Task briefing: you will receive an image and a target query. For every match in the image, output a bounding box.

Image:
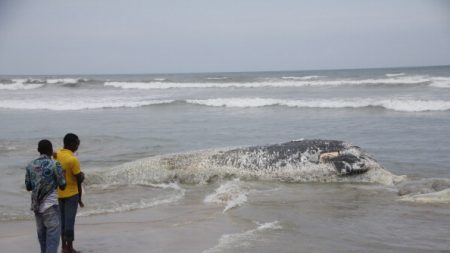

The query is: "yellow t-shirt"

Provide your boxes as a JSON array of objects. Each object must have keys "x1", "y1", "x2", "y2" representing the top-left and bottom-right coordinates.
[{"x1": 56, "y1": 148, "x2": 81, "y2": 198}]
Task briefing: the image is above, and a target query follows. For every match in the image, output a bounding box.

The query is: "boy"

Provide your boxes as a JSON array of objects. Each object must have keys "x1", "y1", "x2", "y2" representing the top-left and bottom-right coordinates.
[
  {"x1": 56, "y1": 133, "x2": 84, "y2": 253},
  {"x1": 26, "y1": 140, "x2": 66, "y2": 253}
]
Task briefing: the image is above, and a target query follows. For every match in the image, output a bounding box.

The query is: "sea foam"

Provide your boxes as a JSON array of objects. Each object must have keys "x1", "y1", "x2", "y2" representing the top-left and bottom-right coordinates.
[
  {"x1": 2, "y1": 96, "x2": 448, "y2": 112},
  {"x1": 103, "y1": 75, "x2": 442, "y2": 89},
  {"x1": 399, "y1": 189, "x2": 450, "y2": 204},
  {"x1": 0, "y1": 77, "x2": 85, "y2": 90},
  {"x1": 281, "y1": 75, "x2": 325, "y2": 80},
  {"x1": 202, "y1": 221, "x2": 282, "y2": 253},
  {"x1": 428, "y1": 77, "x2": 450, "y2": 88},
  {"x1": 386, "y1": 73, "x2": 405, "y2": 77},
  {"x1": 0, "y1": 99, "x2": 174, "y2": 110},
  {"x1": 78, "y1": 183, "x2": 185, "y2": 216},
  {"x1": 186, "y1": 98, "x2": 450, "y2": 112},
  {"x1": 46, "y1": 78, "x2": 82, "y2": 84},
  {"x1": 0, "y1": 79, "x2": 45, "y2": 90},
  {"x1": 397, "y1": 178, "x2": 450, "y2": 204},
  {"x1": 204, "y1": 179, "x2": 248, "y2": 213}
]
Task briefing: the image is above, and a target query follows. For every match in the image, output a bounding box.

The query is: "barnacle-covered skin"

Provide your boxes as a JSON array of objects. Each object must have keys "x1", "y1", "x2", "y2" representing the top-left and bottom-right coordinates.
[{"x1": 211, "y1": 140, "x2": 373, "y2": 176}]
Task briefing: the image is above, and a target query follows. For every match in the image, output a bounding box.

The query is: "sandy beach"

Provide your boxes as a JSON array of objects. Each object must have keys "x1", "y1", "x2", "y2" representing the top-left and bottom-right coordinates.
[
  {"x1": 0, "y1": 201, "x2": 238, "y2": 253},
  {"x1": 2, "y1": 181, "x2": 450, "y2": 253}
]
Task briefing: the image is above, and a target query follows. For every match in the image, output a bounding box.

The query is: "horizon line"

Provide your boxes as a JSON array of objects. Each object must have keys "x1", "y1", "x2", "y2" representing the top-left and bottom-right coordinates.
[{"x1": 1, "y1": 64, "x2": 449, "y2": 77}]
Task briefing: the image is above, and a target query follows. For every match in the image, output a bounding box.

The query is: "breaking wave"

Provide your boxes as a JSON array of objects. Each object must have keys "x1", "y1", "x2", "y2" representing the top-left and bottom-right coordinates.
[
  {"x1": 46, "y1": 78, "x2": 82, "y2": 84},
  {"x1": 186, "y1": 98, "x2": 450, "y2": 112},
  {"x1": 428, "y1": 77, "x2": 450, "y2": 88},
  {"x1": 0, "y1": 79, "x2": 45, "y2": 90},
  {"x1": 0, "y1": 99, "x2": 174, "y2": 110},
  {"x1": 103, "y1": 75, "x2": 450, "y2": 89},
  {"x1": 205, "y1": 77, "x2": 230, "y2": 80},
  {"x1": 386, "y1": 73, "x2": 405, "y2": 77},
  {"x1": 2, "y1": 75, "x2": 449, "y2": 90},
  {"x1": 2, "y1": 97, "x2": 449, "y2": 112},
  {"x1": 281, "y1": 75, "x2": 325, "y2": 80},
  {"x1": 0, "y1": 78, "x2": 90, "y2": 90}
]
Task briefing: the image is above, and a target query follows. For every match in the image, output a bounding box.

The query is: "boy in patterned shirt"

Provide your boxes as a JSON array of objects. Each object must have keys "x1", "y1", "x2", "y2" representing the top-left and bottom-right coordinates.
[{"x1": 26, "y1": 139, "x2": 66, "y2": 253}]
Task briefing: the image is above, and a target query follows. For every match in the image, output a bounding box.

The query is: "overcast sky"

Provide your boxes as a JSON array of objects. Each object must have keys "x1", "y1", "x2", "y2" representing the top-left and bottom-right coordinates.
[{"x1": 0, "y1": 0, "x2": 449, "y2": 75}]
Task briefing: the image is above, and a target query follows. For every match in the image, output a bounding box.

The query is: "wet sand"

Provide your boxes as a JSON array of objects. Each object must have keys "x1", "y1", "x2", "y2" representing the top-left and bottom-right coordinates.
[{"x1": 0, "y1": 203, "x2": 236, "y2": 253}]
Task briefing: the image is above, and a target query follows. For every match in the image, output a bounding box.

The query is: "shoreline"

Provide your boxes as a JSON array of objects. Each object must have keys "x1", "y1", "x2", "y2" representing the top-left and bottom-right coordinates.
[
  {"x1": 2, "y1": 182, "x2": 450, "y2": 253},
  {"x1": 0, "y1": 201, "x2": 240, "y2": 253}
]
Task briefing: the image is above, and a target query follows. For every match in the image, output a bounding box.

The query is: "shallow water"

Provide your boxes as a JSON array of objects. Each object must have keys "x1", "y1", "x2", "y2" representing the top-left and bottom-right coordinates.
[
  {"x1": 1, "y1": 66, "x2": 450, "y2": 251},
  {"x1": 198, "y1": 182, "x2": 450, "y2": 253},
  {"x1": 45, "y1": 182, "x2": 449, "y2": 253}
]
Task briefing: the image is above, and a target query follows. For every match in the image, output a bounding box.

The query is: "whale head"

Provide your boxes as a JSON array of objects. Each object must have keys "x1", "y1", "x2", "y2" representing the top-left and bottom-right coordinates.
[{"x1": 213, "y1": 139, "x2": 380, "y2": 176}]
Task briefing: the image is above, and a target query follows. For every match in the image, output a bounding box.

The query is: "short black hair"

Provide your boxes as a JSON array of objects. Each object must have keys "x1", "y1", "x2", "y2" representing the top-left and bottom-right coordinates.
[
  {"x1": 38, "y1": 139, "x2": 53, "y2": 155},
  {"x1": 63, "y1": 133, "x2": 79, "y2": 147}
]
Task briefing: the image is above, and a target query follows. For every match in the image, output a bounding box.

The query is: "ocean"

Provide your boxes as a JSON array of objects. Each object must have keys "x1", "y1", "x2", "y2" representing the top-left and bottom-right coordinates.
[{"x1": 1, "y1": 65, "x2": 449, "y2": 252}]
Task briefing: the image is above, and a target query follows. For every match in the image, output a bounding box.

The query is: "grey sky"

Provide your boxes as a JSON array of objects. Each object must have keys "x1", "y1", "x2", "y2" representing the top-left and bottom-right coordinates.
[{"x1": 0, "y1": 0, "x2": 449, "y2": 75}]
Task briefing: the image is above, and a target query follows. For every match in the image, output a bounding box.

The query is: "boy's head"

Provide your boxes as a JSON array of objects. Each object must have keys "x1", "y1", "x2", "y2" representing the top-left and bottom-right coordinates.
[
  {"x1": 63, "y1": 133, "x2": 80, "y2": 152},
  {"x1": 38, "y1": 139, "x2": 53, "y2": 156}
]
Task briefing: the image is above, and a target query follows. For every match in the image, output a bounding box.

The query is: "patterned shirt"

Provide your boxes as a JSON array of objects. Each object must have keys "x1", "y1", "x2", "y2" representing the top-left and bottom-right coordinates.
[{"x1": 25, "y1": 155, "x2": 66, "y2": 212}]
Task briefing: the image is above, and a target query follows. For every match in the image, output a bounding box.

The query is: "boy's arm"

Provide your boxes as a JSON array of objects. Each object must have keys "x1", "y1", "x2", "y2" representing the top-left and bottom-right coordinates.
[
  {"x1": 72, "y1": 158, "x2": 84, "y2": 207},
  {"x1": 54, "y1": 162, "x2": 66, "y2": 191},
  {"x1": 76, "y1": 172, "x2": 85, "y2": 207},
  {"x1": 25, "y1": 165, "x2": 32, "y2": 191}
]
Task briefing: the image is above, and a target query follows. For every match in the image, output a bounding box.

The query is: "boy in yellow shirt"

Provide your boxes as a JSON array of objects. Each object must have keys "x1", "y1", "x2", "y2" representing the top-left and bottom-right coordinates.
[{"x1": 56, "y1": 133, "x2": 84, "y2": 253}]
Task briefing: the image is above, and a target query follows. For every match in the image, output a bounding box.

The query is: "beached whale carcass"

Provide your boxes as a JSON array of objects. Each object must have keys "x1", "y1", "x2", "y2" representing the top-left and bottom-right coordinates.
[
  {"x1": 98, "y1": 140, "x2": 402, "y2": 185},
  {"x1": 213, "y1": 139, "x2": 370, "y2": 175}
]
